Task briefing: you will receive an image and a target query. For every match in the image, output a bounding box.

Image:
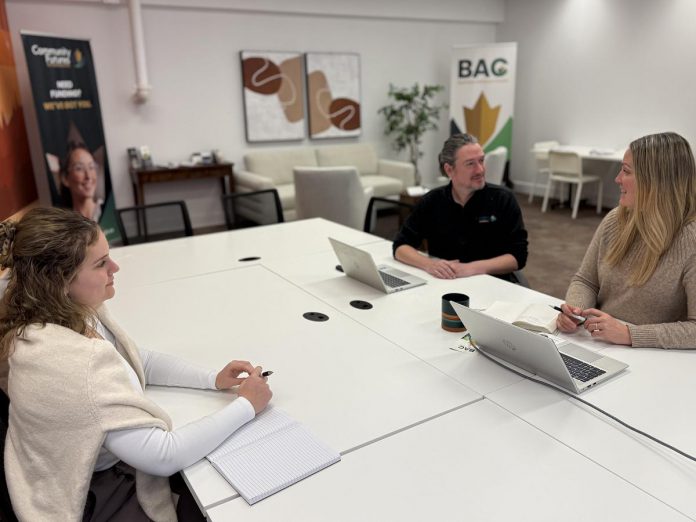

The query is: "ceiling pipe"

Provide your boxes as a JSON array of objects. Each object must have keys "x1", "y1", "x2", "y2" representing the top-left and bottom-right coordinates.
[{"x1": 127, "y1": 0, "x2": 151, "y2": 103}]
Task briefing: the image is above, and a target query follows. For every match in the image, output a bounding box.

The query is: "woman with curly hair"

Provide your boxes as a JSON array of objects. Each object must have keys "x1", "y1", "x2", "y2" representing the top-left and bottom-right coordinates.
[{"x1": 0, "y1": 207, "x2": 272, "y2": 520}]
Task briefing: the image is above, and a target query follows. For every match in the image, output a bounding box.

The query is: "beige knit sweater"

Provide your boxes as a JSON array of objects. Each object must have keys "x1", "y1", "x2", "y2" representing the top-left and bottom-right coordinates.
[
  {"x1": 5, "y1": 306, "x2": 177, "y2": 521},
  {"x1": 566, "y1": 208, "x2": 696, "y2": 348}
]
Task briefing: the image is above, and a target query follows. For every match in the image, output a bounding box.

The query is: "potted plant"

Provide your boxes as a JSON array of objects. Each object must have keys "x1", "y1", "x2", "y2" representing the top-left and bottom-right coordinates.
[{"x1": 378, "y1": 83, "x2": 447, "y2": 186}]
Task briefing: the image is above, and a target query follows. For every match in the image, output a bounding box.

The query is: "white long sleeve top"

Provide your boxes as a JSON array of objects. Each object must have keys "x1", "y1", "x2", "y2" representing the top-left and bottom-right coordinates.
[{"x1": 95, "y1": 320, "x2": 254, "y2": 476}]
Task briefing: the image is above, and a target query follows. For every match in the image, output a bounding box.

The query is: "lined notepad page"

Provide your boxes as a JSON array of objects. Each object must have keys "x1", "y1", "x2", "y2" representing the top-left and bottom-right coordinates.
[{"x1": 207, "y1": 407, "x2": 341, "y2": 505}]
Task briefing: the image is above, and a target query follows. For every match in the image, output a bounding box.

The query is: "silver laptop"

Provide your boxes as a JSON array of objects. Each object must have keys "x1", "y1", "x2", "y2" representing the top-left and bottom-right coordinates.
[
  {"x1": 329, "y1": 237, "x2": 426, "y2": 294},
  {"x1": 451, "y1": 302, "x2": 628, "y2": 393}
]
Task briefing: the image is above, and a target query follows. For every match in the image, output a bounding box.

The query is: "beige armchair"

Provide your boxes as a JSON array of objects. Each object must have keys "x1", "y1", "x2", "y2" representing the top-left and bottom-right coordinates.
[{"x1": 293, "y1": 166, "x2": 374, "y2": 230}]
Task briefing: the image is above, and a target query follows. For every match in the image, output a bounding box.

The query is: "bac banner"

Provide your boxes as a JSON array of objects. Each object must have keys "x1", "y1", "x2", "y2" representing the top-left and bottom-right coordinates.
[
  {"x1": 21, "y1": 32, "x2": 118, "y2": 241},
  {"x1": 449, "y1": 43, "x2": 517, "y2": 157}
]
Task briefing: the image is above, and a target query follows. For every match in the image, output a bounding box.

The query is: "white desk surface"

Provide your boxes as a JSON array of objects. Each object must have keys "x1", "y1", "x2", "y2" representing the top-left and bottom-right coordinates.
[
  {"x1": 264, "y1": 240, "x2": 562, "y2": 395},
  {"x1": 487, "y1": 346, "x2": 696, "y2": 519},
  {"x1": 108, "y1": 264, "x2": 480, "y2": 508},
  {"x1": 109, "y1": 217, "x2": 381, "y2": 289},
  {"x1": 207, "y1": 399, "x2": 690, "y2": 522},
  {"x1": 552, "y1": 145, "x2": 625, "y2": 162},
  {"x1": 105, "y1": 220, "x2": 696, "y2": 518}
]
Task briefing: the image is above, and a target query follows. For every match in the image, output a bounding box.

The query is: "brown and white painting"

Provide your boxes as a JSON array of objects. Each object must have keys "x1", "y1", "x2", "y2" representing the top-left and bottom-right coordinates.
[
  {"x1": 240, "y1": 51, "x2": 305, "y2": 142},
  {"x1": 305, "y1": 53, "x2": 361, "y2": 139}
]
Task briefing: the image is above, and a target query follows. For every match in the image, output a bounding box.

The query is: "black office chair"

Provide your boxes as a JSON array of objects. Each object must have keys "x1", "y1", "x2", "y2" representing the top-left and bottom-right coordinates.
[
  {"x1": 221, "y1": 189, "x2": 284, "y2": 230},
  {"x1": 0, "y1": 389, "x2": 17, "y2": 522},
  {"x1": 363, "y1": 196, "x2": 415, "y2": 240},
  {"x1": 116, "y1": 201, "x2": 193, "y2": 246}
]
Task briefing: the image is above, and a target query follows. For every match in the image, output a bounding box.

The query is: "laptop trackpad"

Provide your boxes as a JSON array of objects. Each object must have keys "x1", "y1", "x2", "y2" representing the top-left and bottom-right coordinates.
[{"x1": 561, "y1": 343, "x2": 602, "y2": 363}]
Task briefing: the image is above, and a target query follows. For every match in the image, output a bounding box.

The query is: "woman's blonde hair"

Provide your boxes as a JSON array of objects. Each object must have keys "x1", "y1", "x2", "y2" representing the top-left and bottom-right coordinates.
[
  {"x1": 0, "y1": 207, "x2": 100, "y2": 359},
  {"x1": 606, "y1": 132, "x2": 696, "y2": 285}
]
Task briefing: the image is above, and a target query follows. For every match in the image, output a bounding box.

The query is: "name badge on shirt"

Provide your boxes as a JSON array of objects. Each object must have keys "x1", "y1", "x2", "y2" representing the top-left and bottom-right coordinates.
[{"x1": 478, "y1": 215, "x2": 497, "y2": 224}]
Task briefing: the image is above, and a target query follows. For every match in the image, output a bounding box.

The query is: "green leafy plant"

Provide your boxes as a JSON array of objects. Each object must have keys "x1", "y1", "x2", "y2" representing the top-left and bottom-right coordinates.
[{"x1": 378, "y1": 83, "x2": 447, "y2": 185}]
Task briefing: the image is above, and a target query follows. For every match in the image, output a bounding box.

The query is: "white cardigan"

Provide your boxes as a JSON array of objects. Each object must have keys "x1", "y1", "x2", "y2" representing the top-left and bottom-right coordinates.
[{"x1": 6, "y1": 307, "x2": 177, "y2": 521}]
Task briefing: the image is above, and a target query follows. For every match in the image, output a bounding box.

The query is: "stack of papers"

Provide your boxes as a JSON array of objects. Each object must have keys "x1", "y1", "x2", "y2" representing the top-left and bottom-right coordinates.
[{"x1": 406, "y1": 186, "x2": 429, "y2": 197}]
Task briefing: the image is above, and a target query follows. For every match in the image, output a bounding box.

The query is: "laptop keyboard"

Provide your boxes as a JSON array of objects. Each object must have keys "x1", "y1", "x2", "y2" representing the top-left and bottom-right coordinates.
[
  {"x1": 560, "y1": 353, "x2": 606, "y2": 382},
  {"x1": 379, "y1": 271, "x2": 410, "y2": 288}
]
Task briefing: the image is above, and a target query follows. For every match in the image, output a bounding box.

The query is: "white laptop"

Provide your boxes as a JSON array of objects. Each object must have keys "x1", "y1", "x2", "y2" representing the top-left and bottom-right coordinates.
[
  {"x1": 328, "y1": 237, "x2": 427, "y2": 294},
  {"x1": 451, "y1": 302, "x2": 628, "y2": 394}
]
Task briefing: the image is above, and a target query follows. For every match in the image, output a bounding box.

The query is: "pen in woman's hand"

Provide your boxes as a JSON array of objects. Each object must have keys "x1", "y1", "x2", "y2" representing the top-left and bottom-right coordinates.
[
  {"x1": 551, "y1": 305, "x2": 586, "y2": 324},
  {"x1": 261, "y1": 370, "x2": 273, "y2": 377}
]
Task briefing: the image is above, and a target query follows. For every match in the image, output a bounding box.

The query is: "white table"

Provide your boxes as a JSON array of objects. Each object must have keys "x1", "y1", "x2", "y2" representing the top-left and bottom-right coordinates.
[
  {"x1": 487, "y1": 343, "x2": 696, "y2": 519},
  {"x1": 105, "y1": 219, "x2": 696, "y2": 518},
  {"x1": 109, "y1": 263, "x2": 480, "y2": 509},
  {"x1": 553, "y1": 145, "x2": 625, "y2": 163},
  {"x1": 264, "y1": 240, "x2": 561, "y2": 395},
  {"x1": 207, "y1": 400, "x2": 691, "y2": 521},
  {"x1": 109, "y1": 217, "x2": 381, "y2": 289}
]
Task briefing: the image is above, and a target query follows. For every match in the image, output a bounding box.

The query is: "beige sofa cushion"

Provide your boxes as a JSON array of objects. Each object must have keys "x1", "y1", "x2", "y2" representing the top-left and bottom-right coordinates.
[
  {"x1": 360, "y1": 175, "x2": 404, "y2": 198},
  {"x1": 274, "y1": 183, "x2": 296, "y2": 211},
  {"x1": 315, "y1": 143, "x2": 378, "y2": 176},
  {"x1": 244, "y1": 147, "x2": 317, "y2": 185}
]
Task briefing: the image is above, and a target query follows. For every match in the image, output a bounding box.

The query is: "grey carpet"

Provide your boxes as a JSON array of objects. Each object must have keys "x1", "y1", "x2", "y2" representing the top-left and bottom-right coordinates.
[{"x1": 518, "y1": 193, "x2": 607, "y2": 299}]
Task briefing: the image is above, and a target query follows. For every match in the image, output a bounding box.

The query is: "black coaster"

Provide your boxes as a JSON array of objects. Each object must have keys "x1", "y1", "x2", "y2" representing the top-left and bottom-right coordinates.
[
  {"x1": 238, "y1": 256, "x2": 261, "y2": 262},
  {"x1": 350, "y1": 300, "x2": 373, "y2": 310},
  {"x1": 303, "y1": 312, "x2": 329, "y2": 322}
]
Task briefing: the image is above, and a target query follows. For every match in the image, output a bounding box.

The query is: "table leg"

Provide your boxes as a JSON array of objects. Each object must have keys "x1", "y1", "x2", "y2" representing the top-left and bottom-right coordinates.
[{"x1": 137, "y1": 181, "x2": 145, "y2": 206}]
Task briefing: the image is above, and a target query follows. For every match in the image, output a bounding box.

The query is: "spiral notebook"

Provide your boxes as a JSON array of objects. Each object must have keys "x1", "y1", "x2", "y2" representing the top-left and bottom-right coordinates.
[{"x1": 206, "y1": 406, "x2": 341, "y2": 505}]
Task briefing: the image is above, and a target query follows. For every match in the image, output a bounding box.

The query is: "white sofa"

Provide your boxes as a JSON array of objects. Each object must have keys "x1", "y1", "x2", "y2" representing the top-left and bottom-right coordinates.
[{"x1": 234, "y1": 143, "x2": 415, "y2": 221}]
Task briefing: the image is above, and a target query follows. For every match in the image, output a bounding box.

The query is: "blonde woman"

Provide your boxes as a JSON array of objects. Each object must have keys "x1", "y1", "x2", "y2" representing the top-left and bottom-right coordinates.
[
  {"x1": 557, "y1": 132, "x2": 696, "y2": 348},
  {"x1": 0, "y1": 208, "x2": 272, "y2": 521}
]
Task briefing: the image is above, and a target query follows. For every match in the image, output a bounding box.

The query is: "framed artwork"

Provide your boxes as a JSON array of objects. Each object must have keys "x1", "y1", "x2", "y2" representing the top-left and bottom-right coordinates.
[
  {"x1": 305, "y1": 52, "x2": 361, "y2": 139},
  {"x1": 240, "y1": 50, "x2": 305, "y2": 142}
]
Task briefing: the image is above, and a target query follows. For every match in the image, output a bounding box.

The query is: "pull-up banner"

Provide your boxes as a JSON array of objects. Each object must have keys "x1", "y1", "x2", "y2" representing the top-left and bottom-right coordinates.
[
  {"x1": 21, "y1": 32, "x2": 118, "y2": 242},
  {"x1": 449, "y1": 42, "x2": 517, "y2": 158}
]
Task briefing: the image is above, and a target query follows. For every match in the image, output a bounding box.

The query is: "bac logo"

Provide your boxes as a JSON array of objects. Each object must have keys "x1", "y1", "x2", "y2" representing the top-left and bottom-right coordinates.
[{"x1": 458, "y1": 58, "x2": 508, "y2": 79}]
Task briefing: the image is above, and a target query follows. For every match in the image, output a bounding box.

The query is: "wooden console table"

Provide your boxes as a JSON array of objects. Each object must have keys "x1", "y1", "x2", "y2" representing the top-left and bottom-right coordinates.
[{"x1": 129, "y1": 162, "x2": 235, "y2": 206}]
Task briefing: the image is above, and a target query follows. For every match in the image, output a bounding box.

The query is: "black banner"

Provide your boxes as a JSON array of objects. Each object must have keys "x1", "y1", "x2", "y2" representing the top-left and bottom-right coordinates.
[{"x1": 21, "y1": 32, "x2": 118, "y2": 242}]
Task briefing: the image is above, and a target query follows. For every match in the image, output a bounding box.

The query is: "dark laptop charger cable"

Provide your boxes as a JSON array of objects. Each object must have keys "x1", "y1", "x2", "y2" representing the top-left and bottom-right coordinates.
[{"x1": 475, "y1": 348, "x2": 696, "y2": 463}]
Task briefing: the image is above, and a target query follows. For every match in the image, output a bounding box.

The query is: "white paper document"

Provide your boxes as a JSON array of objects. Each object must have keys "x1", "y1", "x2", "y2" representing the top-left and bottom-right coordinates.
[
  {"x1": 406, "y1": 185, "x2": 429, "y2": 196},
  {"x1": 207, "y1": 406, "x2": 341, "y2": 505}
]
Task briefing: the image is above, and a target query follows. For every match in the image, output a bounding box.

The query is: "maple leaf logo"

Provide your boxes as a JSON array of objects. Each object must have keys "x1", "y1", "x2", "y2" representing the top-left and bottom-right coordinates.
[{"x1": 463, "y1": 92, "x2": 500, "y2": 146}]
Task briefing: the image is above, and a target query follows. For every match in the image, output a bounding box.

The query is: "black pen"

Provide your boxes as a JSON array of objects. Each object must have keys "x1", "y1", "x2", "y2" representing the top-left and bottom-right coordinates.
[
  {"x1": 550, "y1": 305, "x2": 586, "y2": 324},
  {"x1": 261, "y1": 370, "x2": 273, "y2": 377}
]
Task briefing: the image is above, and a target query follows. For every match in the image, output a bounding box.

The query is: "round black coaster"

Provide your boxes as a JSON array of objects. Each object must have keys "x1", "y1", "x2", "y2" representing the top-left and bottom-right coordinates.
[
  {"x1": 350, "y1": 300, "x2": 373, "y2": 310},
  {"x1": 238, "y1": 256, "x2": 261, "y2": 262},
  {"x1": 303, "y1": 312, "x2": 329, "y2": 322}
]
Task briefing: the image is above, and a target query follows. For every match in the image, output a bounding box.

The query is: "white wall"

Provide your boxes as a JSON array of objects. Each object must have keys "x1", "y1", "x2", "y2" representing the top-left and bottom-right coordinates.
[
  {"x1": 499, "y1": 0, "x2": 696, "y2": 204},
  {"x1": 7, "y1": 0, "x2": 502, "y2": 227}
]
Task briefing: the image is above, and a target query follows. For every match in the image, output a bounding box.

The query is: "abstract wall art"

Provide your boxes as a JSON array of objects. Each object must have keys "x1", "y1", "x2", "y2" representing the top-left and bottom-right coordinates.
[
  {"x1": 305, "y1": 52, "x2": 361, "y2": 139},
  {"x1": 240, "y1": 51, "x2": 305, "y2": 142}
]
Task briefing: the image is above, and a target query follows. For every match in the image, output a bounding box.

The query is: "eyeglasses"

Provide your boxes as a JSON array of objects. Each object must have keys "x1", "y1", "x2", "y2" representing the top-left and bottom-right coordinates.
[{"x1": 69, "y1": 162, "x2": 97, "y2": 173}]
